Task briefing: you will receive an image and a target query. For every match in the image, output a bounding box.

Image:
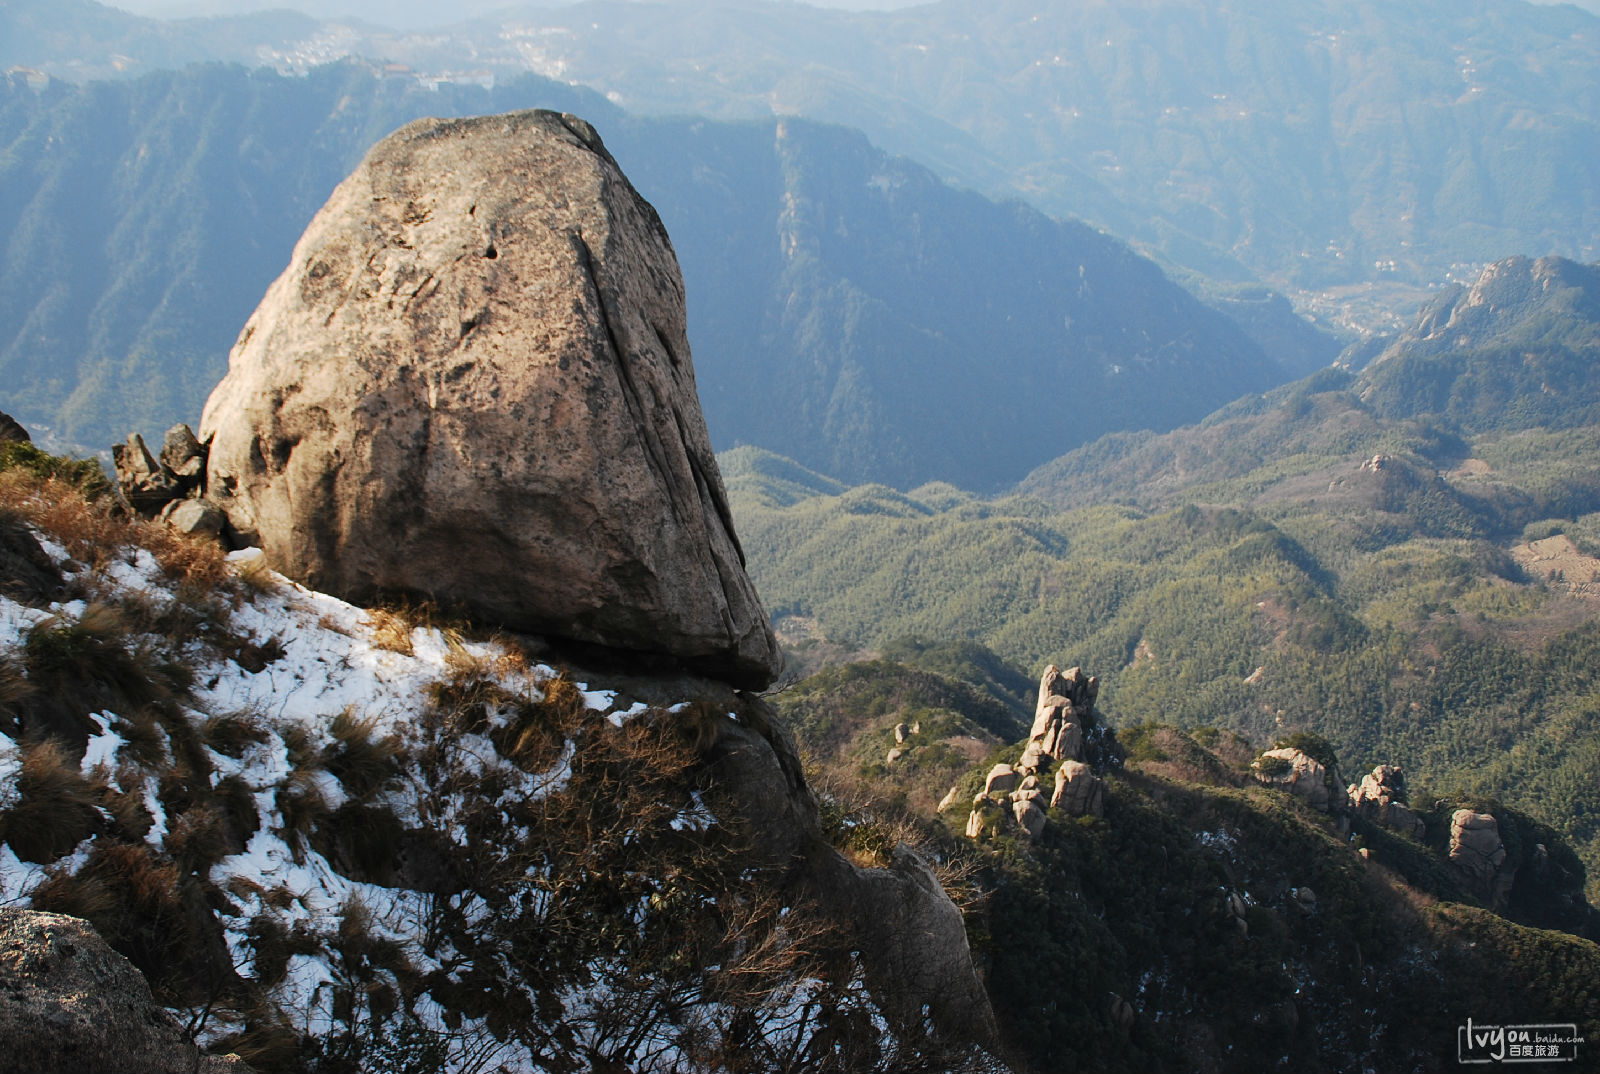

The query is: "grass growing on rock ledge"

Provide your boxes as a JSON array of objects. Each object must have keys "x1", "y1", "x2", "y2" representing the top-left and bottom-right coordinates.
[{"x1": 0, "y1": 450, "x2": 1001, "y2": 1074}]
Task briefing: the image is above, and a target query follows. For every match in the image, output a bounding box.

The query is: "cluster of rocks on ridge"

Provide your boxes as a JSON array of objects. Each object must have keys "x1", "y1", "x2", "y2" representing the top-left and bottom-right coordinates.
[
  {"x1": 111, "y1": 424, "x2": 227, "y2": 538},
  {"x1": 960, "y1": 664, "x2": 1108, "y2": 840},
  {"x1": 1253, "y1": 745, "x2": 1345, "y2": 817},
  {"x1": 1350, "y1": 763, "x2": 1426, "y2": 840},
  {"x1": 1252, "y1": 749, "x2": 1529, "y2": 911},
  {"x1": 111, "y1": 109, "x2": 780, "y2": 689}
]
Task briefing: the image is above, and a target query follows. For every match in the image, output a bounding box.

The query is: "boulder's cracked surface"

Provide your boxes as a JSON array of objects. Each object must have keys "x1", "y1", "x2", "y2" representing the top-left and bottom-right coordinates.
[{"x1": 202, "y1": 110, "x2": 780, "y2": 688}]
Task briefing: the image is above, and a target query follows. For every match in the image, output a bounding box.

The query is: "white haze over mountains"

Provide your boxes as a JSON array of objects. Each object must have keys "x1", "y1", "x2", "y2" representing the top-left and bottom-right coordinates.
[
  {"x1": 107, "y1": 0, "x2": 931, "y2": 28},
  {"x1": 104, "y1": 0, "x2": 1600, "y2": 25}
]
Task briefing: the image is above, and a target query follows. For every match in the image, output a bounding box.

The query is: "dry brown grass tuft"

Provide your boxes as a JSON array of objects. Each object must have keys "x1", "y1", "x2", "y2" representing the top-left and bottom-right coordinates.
[
  {"x1": 244, "y1": 913, "x2": 321, "y2": 987},
  {"x1": 0, "y1": 472, "x2": 124, "y2": 565},
  {"x1": 365, "y1": 598, "x2": 469, "y2": 656},
  {"x1": 280, "y1": 721, "x2": 320, "y2": 772},
  {"x1": 278, "y1": 770, "x2": 335, "y2": 865},
  {"x1": 207, "y1": 1007, "x2": 304, "y2": 1073},
  {"x1": 441, "y1": 642, "x2": 494, "y2": 680},
  {"x1": 1, "y1": 465, "x2": 237, "y2": 637},
  {"x1": 324, "y1": 710, "x2": 403, "y2": 802},
  {"x1": 137, "y1": 521, "x2": 232, "y2": 592},
  {"x1": 535, "y1": 671, "x2": 588, "y2": 725},
  {"x1": 202, "y1": 711, "x2": 270, "y2": 759},
  {"x1": 112, "y1": 708, "x2": 170, "y2": 768},
  {"x1": 19, "y1": 602, "x2": 180, "y2": 745},
  {"x1": 0, "y1": 656, "x2": 32, "y2": 735},
  {"x1": 490, "y1": 635, "x2": 533, "y2": 676},
  {"x1": 164, "y1": 802, "x2": 232, "y2": 876},
  {"x1": 366, "y1": 607, "x2": 417, "y2": 655},
  {"x1": 4, "y1": 739, "x2": 103, "y2": 862}
]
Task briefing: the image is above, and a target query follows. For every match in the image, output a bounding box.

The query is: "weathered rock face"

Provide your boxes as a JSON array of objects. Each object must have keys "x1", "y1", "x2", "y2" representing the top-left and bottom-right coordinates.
[
  {"x1": 0, "y1": 909, "x2": 247, "y2": 1073},
  {"x1": 1052, "y1": 759, "x2": 1105, "y2": 817},
  {"x1": 1450, "y1": 809, "x2": 1516, "y2": 909},
  {"x1": 1254, "y1": 747, "x2": 1339, "y2": 813},
  {"x1": 680, "y1": 688, "x2": 997, "y2": 1047},
  {"x1": 1350, "y1": 763, "x2": 1425, "y2": 839},
  {"x1": 1019, "y1": 664, "x2": 1096, "y2": 777},
  {"x1": 984, "y1": 763, "x2": 1020, "y2": 796},
  {"x1": 201, "y1": 110, "x2": 780, "y2": 688}
]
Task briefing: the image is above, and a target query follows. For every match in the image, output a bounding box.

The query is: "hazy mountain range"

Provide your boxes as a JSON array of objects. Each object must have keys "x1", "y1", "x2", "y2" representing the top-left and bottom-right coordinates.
[
  {"x1": 7, "y1": 0, "x2": 1596, "y2": 326},
  {"x1": 1, "y1": 60, "x2": 1324, "y2": 488}
]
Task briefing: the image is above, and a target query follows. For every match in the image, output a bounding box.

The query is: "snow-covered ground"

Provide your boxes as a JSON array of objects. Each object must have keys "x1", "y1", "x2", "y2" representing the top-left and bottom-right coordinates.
[{"x1": 0, "y1": 530, "x2": 694, "y2": 1068}]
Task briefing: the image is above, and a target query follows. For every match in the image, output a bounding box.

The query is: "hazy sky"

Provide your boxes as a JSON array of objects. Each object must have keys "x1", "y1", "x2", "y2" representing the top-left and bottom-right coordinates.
[
  {"x1": 104, "y1": 0, "x2": 1600, "y2": 22},
  {"x1": 105, "y1": 0, "x2": 932, "y2": 23}
]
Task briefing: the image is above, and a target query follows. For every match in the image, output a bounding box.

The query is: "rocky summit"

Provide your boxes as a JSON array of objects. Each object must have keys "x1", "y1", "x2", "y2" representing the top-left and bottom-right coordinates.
[{"x1": 201, "y1": 110, "x2": 780, "y2": 688}]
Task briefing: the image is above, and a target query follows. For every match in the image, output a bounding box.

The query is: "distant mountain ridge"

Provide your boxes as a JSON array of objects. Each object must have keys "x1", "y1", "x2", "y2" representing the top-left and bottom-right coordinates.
[
  {"x1": 1020, "y1": 255, "x2": 1600, "y2": 511},
  {"x1": 0, "y1": 60, "x2": 1306, "y2": 489},
  {"x1": 8, "y1": 0, "x2": 1596, "y2": 311}
]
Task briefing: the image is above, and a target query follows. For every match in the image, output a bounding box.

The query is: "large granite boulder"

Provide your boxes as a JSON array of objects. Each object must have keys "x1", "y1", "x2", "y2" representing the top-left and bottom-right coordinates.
[
  {"x1": 201, "y1": 110, "x2": 780, "y2": 688},
  {"x1": 0, "y1": 909, "x2": 246, "y2": 1073}
]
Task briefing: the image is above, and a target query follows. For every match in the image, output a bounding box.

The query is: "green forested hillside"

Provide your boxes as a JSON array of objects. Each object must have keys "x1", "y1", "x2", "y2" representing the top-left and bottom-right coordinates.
[
  {"x1": 966, "y1": 735, "x2": 1600, "y2": 1072},
  {"x1": 773, "y1": 648, "x2": 1600, "y2": 1070},
  {"x1": 728, "y1": 268, "x2": 1600, "y2": 897},
  {"x1": 0, "y1": 61, "x2": 1297, "y2": 488}
]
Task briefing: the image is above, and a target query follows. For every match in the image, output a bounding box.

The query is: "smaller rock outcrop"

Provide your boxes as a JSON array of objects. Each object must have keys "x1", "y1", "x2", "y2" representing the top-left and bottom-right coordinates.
[
  {"x1": 110, "y1": 424, "x2": 215, "y2": 525},
  {"x1": 1289, "y1": 886, "x2": 1317, "y2": 916},
  {"x1": 1012, "y1": 793, "x2": 1047, "y2": 839},
  {"x1": 966, "y1": 662, "x2": 1107, "y2": 841},
  {"x1": 1108, "y1": 992, "x2": 1135, "y2": 1030},
  {"x1": 965, "y1": 795, "x2": 1003, "y2": 838},
  {"x1": 1227, "y1": 891, "x2": 1249, "y2": 937},
  {"x1": 1449, "y1": 809, "x2": 1516, "y2": 909},
  {"x1": 1349, "y1": 764, "x2": 1425, "y2": 839},
  {"x1": 159, "y1": 498, "x2": 226, "y2": 538},
  {"x1": 1025, "y1": 664, "x2": 1097, "y2": 772},
  {"x1": 0, "y1": 909, "x2": 247, "y2": 1073},
  {"x1": 111, "y1": 433, "x2": 179, "y2": 514},
  {"x1": 1052, "y1": 759, "x2": 1105, "y2": 816},
  {"x1": 984, "y1": 763, "x2": 1020, "y2": 796},
  {"x1": 1253, "y1": 747, "x2": 1341, "y2": 813}
]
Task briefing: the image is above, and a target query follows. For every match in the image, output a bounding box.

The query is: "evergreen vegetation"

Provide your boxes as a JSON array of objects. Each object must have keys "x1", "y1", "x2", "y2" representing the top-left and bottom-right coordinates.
[{"x1": 729, "y1": 308, "x2": 1600, "y2": 902}]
